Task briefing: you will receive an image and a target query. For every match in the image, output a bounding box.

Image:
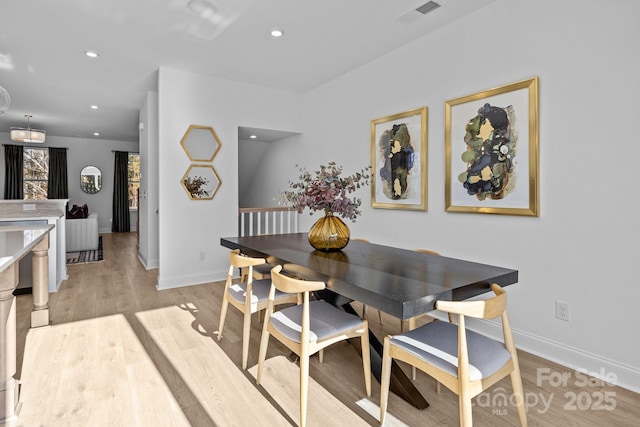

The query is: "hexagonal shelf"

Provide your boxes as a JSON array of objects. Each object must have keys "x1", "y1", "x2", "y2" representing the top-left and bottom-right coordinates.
[
  {"x1": 180, "y1": 125, "x2": 221, "y2": 162},
  {"x1": 181, "y1": 164, "x2": 221, "y2": 200}
]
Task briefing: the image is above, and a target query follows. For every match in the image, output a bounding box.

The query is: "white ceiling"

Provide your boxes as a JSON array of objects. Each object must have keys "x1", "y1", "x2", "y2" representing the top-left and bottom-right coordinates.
[{"x1": 0, "y1": 0, "x2": 494, "y2": 143}]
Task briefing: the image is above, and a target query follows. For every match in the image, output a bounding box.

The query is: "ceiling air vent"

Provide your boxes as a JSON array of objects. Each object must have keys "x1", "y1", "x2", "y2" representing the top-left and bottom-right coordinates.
[
  {"x1": 395, "y1": 1, "x2": 441, "y2": 24},
  {"x1": 415, "y1": 1, "x2": 441, "y2": 15}
]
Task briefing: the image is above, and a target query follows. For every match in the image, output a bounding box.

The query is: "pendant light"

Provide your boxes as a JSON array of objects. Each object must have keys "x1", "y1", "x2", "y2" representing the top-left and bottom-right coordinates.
[{"x1": 11, "y1": 114, "x2": 46, "y2": 143}]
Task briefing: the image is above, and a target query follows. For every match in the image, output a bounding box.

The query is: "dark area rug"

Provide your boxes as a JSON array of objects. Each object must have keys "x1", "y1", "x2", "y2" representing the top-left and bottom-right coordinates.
[{"x1": 66, "y1": 236, "x2": 103, "y2": 264}]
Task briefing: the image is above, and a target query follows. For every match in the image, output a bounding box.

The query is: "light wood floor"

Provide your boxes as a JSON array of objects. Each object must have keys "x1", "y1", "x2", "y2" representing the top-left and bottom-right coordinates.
[{"x1": 6, "y1": 232, "x2": 640, "y2": 426}]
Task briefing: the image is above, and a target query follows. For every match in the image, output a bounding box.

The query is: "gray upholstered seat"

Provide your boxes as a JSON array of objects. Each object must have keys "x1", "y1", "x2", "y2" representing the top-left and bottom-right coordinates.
[
  {"x1": 270, "y1": 300, "x2": 367, "y2": 344},
  {"x1": 390, "y1": 320, "x2": 511, "y2": 381},
  {"x1": 252, "y1": 263, "x2": 273, "y2": 277}
]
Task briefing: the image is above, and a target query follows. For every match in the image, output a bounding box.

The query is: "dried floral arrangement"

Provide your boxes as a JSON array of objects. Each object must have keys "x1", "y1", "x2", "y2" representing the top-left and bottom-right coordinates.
[{"x1": 278, "y1": 162, "x2": 371, "y2": 222}]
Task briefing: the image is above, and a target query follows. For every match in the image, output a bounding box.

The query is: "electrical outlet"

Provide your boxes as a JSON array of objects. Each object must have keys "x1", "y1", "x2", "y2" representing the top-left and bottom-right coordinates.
[
  {"x1": 199, "y1": 251, "x2": 206, "y2": 262},
  {"x1": 555, "y1": 300, "x2": 570, "y2": 321}
]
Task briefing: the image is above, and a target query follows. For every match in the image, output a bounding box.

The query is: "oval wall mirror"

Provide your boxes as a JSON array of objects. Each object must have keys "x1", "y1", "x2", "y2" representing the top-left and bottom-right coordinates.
[{"x1": 80, "y1": 165, "x2": 102, "y2": 194}]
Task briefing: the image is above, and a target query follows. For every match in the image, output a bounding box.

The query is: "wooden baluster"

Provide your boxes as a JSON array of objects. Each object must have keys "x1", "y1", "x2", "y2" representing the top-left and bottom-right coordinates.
[{"x1": 31, "y1": 235, "x2": 50, "y2": 328}]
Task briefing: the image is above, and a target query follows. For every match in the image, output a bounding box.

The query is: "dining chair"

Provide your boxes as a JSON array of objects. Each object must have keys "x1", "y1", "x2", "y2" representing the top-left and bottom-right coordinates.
[
  {"x1": 257, "y1": 265, "x2": 371, "y2": 427},
  {"x1": 217, "y1": 249, "x2": 299, "y2": 370},
  {"x1": 379, "y1": 283, "x2": 527, "y2": 427}
]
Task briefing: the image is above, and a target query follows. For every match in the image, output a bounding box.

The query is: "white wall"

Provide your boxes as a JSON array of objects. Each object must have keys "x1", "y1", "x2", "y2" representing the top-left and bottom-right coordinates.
[
  {"x1": 238, "y1": 138, "x2": 270, "y2": 208},
  {"x1": 238, "y1": 133, "x2": 304, "y2": 208},
  {"x1": 249, "y1": 0, "x2": 640, "y2": 391},
  {"x1": 156, "y1": 67, "x2": 303, "y2": 290},
  {"x1": 138, "y1": 91, "x2": 159, "y2": 269},
  {"x1": 0, "y1": 132, "x2": 138, "y2": 232}
]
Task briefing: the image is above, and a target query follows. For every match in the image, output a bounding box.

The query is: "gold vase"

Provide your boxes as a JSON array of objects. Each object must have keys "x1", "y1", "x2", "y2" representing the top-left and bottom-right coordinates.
[{"x1": 308, "y1": 212, "x2": 350, "y2": 252}]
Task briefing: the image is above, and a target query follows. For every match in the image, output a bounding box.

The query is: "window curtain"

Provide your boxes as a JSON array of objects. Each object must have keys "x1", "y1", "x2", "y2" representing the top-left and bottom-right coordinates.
[
  {"x1": 112, "y1": 151, "x2": 130, "y2": 232},
  {"x1": 47, "y1": 147, "x2": 68, "y2": 199},
  {"x1": 3, "y1": 144, "x2": 23, "y2": 199}
]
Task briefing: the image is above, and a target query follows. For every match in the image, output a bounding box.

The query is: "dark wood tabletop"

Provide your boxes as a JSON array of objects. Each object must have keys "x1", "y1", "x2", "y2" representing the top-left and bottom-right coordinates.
[{"x1": 220, "y1": 233, "x2": 519, "y2": 319}]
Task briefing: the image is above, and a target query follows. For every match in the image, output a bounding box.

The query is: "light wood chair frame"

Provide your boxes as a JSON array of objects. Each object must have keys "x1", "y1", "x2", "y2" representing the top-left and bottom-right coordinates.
[
  {"x1": 240, "y1": 261, "x2": 272, "y2": 282},
  {"x1": 217, "y1": 249, "x2": 299, "y2": 370},
  {"x1": 257, "y1": 265, "x2": 372, "y2": 427},
  {"x1": 380, "y1": 283, "x2": 527, "y2": 427}
]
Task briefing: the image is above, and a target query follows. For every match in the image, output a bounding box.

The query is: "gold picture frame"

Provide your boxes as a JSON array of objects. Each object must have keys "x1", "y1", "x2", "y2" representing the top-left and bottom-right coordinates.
[
  {"x1": 445, "y1": 77, "x2": 539, "y2": 216},
  {"x1": 371, "y1": 107, "x2": 428, "y2": 210}
]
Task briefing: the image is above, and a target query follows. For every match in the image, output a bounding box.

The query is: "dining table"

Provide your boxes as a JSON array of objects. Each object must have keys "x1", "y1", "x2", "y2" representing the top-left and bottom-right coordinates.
[{"x1": 220, "y1": 233, "x2": 519, "y2": 409}]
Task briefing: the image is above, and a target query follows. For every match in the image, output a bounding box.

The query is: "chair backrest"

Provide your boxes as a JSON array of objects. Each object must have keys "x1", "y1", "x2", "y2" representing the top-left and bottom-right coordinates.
[
  {"x1": 268, "y1": 265, "x2": 326, "y2": 349},
  {"x1": 227, "y1": 249, "x2": 268, "y2": 290},
  {"x1": 228, "y1": 248, "x2": 267, "y2": 269},
  {"x1": 436, "y1": 283, "x2": 507, "y2": 320},
  {"x1": 269, "y1": 265, "x2": 325, "y2": 294}
]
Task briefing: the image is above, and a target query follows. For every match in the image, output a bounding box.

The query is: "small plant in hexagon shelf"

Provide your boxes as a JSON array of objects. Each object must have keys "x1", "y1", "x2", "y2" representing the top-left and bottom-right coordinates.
[{"x1": 183, "y1": 175, "x2": 210, "y2": 198}]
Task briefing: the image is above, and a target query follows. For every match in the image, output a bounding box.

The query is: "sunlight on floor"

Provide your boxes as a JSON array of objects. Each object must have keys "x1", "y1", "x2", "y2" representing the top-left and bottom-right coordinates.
[
  {"x1": 16, "y1": 303, "x2": 376, "y2": 426},
  {"x1": 356, "y1": 398, "x2": 409, "y2": 427},
  {"x1": 247, "y1": 355, "x2": 371, "y2": 426},
  {"x1": 133, "y1": 305, "x2": 289, "y2": 426},
  {"x1": 18, "y1": 314, "x2": 190, "y2": 425}
]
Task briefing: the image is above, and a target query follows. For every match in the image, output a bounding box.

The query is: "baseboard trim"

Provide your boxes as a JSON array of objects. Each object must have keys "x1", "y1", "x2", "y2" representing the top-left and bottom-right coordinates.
[
  {"x1": 137, "y1": 253, "x2": 158, "y2": 270},
  {"x1": 156, "y1": 270, "x2": 226, "y2": 290},
  {"x1": 466, "y1": 317, "x2": 640, "y2": 394}
]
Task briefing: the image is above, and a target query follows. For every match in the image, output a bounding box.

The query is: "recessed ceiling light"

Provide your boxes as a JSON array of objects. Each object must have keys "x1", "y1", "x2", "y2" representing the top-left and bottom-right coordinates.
[
  {"x1": 90, "y1": 105, "x2": 98, "y2": 110},
  {"x1": 271, "y1": 29, "x2": 284, "y2": 38},
  {"x1": 85, "y1": 50, "x2": 99, "y2": 58},
  {"x1": 93, "y1": 132, "x2": 100, "y2": 136},
  {"x1": 250, "y1": 135, "x2": 257, "y2": 139}
]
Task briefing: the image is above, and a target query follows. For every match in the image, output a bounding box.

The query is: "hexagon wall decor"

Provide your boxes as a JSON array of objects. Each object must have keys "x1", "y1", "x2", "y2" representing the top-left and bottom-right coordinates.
[
  {"x1": 180, "y1": 125, "x2": 221, "y2": 162},
  {"x1": 181, "y1": 164, "x2": 221, "y2": 200}
]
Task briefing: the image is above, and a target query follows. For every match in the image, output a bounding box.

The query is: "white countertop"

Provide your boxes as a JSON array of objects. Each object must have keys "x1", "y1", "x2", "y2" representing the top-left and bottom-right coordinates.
[
  {"x1": 0, "y1": 225, "x2": 55, "y2": 274},
  {"x1": 0, "y1": 199, "x2": 66, "y2": 221}
]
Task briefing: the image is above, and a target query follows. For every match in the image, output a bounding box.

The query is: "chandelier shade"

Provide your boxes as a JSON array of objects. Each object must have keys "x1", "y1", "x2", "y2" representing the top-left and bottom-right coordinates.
[
  {"x1": 0, "y1": 85, "x2": 10, "y2": 116},
  {"x1": 10, "y1": 114, "x2": 46, "y2": 143}
]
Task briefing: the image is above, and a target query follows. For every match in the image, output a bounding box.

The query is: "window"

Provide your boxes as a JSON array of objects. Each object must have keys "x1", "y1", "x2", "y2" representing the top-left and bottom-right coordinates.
[
  {"x1": 23, "y1": 147, "x2": 49, "y2": 200},
  {"x1": 128, "y1": 153, "x2": 140, "y2": 209}
]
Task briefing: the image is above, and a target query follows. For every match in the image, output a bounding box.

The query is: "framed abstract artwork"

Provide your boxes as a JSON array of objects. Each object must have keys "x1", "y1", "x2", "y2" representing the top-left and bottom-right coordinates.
[
  {"x1": 371, "y1": 106, "x2": 428, "y2": 210},
  {"x1": 445, "y1": 77, "x2": 539, "y2": 216}
]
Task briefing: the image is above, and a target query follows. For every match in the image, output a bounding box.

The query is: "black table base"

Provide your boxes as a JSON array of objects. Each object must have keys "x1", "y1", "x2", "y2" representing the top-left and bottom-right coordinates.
[{"x1": 316, "y1": 289, "x2": 429, "y2": 409}]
